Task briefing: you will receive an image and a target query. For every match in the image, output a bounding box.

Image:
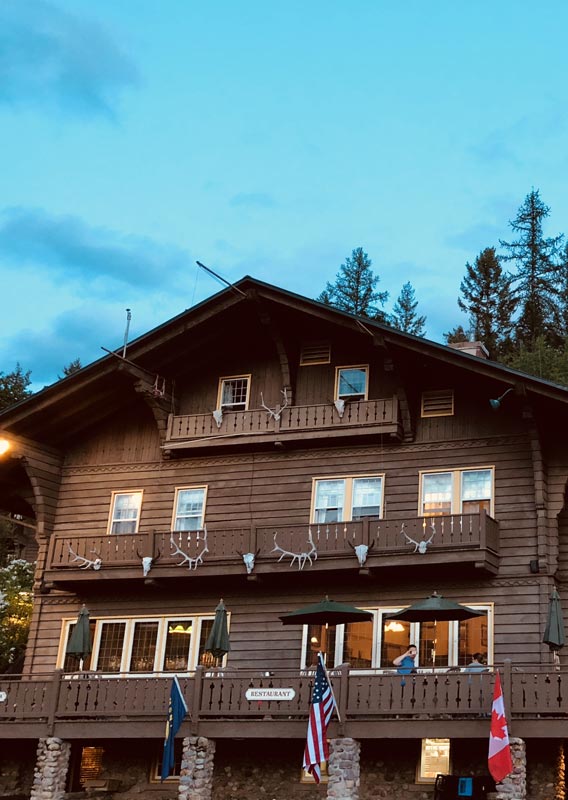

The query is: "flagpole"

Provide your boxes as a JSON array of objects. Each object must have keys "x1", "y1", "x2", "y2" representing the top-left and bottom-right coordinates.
[{"x1": 318, "y1": 651, "x2": 342, "y2": 723}]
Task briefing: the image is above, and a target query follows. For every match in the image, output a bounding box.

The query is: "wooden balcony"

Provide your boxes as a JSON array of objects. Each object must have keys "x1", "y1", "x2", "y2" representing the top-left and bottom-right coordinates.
[
  {"x1": 0, "y1": 662, "x2": 564, "y2": 740},
  {"x1": 164, "y1": 397, "x2": 402, "y2": 450},
  {"x1": 44, "y1": 512, "x2": 499, "y2": 586}
]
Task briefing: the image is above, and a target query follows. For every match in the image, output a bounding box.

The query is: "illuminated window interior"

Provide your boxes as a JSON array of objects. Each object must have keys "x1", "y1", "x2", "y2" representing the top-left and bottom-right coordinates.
[
  {"x1": 79, "y1": 747, "x2": 104, "y2": 785},
  {"x1": 418, "y1": 738, "x2": 450, "y2": 783}
]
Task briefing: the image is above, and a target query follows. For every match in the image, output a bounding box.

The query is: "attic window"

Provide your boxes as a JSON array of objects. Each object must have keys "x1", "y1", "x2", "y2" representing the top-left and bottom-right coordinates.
[
  {"x1": 300, "y1": 341, "x2": 331, "y2": 366},
  {"x1": 421, "y1": 390, "x2": 454, "y2": 418}
]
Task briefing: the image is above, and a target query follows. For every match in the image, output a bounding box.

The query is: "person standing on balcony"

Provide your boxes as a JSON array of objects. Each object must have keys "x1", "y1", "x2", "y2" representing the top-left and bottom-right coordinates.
[{"x1": 393, "y1": 645, "x2": 417, "y2": 674}]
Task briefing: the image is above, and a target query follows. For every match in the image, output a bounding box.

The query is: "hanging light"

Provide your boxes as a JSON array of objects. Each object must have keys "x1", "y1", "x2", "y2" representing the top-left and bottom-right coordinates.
[{"x1": 384, "y1": 621, "x2": 405, "y2": 633}]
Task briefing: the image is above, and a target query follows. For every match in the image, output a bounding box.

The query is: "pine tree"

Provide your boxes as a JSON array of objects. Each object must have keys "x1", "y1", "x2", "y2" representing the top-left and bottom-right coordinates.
[
  {"x1": 500, "y1": 190, "x2": 564, "y2": 348},
  {"x1": 557, "y1": 242, "x2": 568, "y2": 339},
  {"x1": 58, "y1": 358, "x2": 82, "y2": 380},
  {"x1": 444, "y1": 324, "x2": 471, "y2": 344},
  {"x1": 390, "y1": 282, "x2": 426, "y2": 336},
  {"x1": 0, "y1": 364, "x2": 32, "y2": 412},
  {"x1": 457, "y1": 247, "x2": 516, "y2": 359},
  {"x1": 318, "y1": 247, "x2": 388, "y2": 320}
]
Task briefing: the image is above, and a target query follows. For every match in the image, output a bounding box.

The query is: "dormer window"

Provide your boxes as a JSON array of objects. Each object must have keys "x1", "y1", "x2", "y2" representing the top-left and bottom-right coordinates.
[
  {"x1": 335, "y1": 366, "x2": 368, "y2": 402},
  {"x1": 217, "y1": 375, "x2": 251, "y2": 411}
]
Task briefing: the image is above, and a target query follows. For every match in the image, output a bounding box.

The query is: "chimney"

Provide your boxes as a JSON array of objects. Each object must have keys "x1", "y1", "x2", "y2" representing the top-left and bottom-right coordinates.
[{"x1": 448, "y1": 341, "x2": 489, "y2": 359}]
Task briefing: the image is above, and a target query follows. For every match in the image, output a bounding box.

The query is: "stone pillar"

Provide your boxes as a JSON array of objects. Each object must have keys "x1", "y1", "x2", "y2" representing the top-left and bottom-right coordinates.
[
  {"x1": 488, "y1": 738, "x2": 526, "y2": 800},
  {"x1": 178, "y1": 736, "x2": 216, "y2": 800},
  {"x1": 30, "y1": 737, "x2": 71, "y2": 800},
  {"x1": 327, "y1": 737, "x2": 360, "y2": 800}
]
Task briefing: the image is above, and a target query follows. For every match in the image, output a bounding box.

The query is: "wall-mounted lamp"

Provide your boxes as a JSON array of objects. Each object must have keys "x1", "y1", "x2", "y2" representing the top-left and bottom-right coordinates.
[
  {"x1": 0, "y1": 438, "x2": 10, "y2": 456},
  {"x1": 489, "y1": 387, "x2": 514, "y2": 411}
]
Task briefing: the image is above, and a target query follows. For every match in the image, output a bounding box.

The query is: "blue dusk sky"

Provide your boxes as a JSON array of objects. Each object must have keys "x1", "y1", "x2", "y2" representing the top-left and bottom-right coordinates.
[{"x1": 1, "y1": 0, "x2": 568, "y2": 390}]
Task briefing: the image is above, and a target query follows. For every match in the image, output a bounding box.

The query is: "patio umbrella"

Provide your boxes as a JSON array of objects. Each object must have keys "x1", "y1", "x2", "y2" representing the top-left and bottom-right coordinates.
[
  {"x1": 65, "y1": 605, "x2": 92, "y2": 670},
  {"x1": 204, "y1": 599, "x2": 231, "y2": 659},
  {"x1": 384, "y1": 592, "x2": 485, "y2": 623},
  {"x1": 279, "y1": 597, "x2": 373, "y2": 626},
  {"x1": 543, "y1": 587, "x2": 565, "y2": 651}
]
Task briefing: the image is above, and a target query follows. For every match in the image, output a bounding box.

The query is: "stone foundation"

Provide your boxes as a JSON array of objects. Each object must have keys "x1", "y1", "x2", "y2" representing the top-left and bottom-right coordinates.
[
  {"x1": 328, "y1": 738, "x2": 360, "y2": 800},
  {"x1": 489, "y1": 737, "x2": 526, "y2": 800},
  {"x1": 526, "y1": 740, "x2": 566, "y2": 800},
  {"x1": 179, "y1": 736, "x2": 215, "y2": 800},
  {"x1": 30, "y1": 737, "x2": 71, "y2": 800}
]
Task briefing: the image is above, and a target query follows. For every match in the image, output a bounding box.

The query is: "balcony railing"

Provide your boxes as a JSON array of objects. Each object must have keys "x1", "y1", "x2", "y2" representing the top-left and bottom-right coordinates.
[
  {"x1": 45, "y1": 512, "x2": 499, "y2": 581},
  {"x1": 0, "y1": 663, "x2": 565, "y2": 739},
  {"x1": 165, "y1": 397, "x2": 401, "y2": 448}
]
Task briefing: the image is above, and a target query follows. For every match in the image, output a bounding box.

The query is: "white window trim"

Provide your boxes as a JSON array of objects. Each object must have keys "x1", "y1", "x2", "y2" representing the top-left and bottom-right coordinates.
[
  {"x1": 334, "y1": 365, "x2": 369, "y2": 401},
  {"x1": 59, "y1": 613, "x2": 223, "y2": 675},
  {"x1": 418, "y1": 466, "x2": 495, "y2": 517},
  {"x1": 216, "y1": 374, "x2": 251, "y2": 411},
  {"x1": 416, "y1": 738, "x2": 451, "y2": 784},
  {"x1": 107, "y1": 490, "x2": 143, "y2": 535},
  {"x1": 171, "y1": 486, "x2": 208, "y2": 531},
  {"x1": 310, "y1": 474, "x2": 385, "y2": 524}
]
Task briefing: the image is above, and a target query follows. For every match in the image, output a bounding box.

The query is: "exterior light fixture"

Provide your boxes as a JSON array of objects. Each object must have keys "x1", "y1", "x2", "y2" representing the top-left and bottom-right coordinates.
[
  {"x1": 489, "y1": 387, "x2": 514, "y2": 411},
  {"x1": 0, "y1": 438, "x2": 10, "y2": 456}
]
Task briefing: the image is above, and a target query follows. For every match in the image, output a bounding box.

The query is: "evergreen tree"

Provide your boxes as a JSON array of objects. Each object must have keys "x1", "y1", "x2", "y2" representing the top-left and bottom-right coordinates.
[
  {"x1": 500, "y1": 189, "x2": 564, "y2": 348},
  {"x1": 444, "y1": 324, "x2": 471, "y2": 344},
  {"x1": 318, "y1": 247, "x2": 388, "y2": 320},
  {"x1": 457, "y1": 247, "x2": 516, "y2": 359},
  {"x1": 58, "y1": 358, "x2": 82, "y2": 380},
  {"x1": 390, "y1": 282, "x2": 426, "y2": 336},
  {"x1": 504, "y1": 336, "x2": 568, "y2": 387},
  {"x1": 0, "y1": 558, "x2": 34, "y2": 673},
  {"x1": 557, "y1": 242, "x2": 568, "y2": 338},
  {"x1": 0, "y1": 364, "x2": 32, "y2": 412}
]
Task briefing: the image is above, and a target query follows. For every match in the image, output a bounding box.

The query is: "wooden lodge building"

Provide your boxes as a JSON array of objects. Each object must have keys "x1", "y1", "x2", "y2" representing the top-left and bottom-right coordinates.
[{"x1": 1, "y1": 276, "x2": 568, "y2": 800}]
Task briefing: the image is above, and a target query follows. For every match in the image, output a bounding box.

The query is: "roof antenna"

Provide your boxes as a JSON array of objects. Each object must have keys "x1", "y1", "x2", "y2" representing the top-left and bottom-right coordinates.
[
  {"x1": 122, "y1": 308, "x2": 132, "y2": 358},
  {"x1": 196, "y1": 261, "x2": 246, "y2": 297}
]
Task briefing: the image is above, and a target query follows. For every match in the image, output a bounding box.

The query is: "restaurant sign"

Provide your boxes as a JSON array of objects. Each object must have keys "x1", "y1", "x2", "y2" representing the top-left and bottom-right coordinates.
[{"x1": 245, "y1": 687, "x2": 296, "y2": 701}]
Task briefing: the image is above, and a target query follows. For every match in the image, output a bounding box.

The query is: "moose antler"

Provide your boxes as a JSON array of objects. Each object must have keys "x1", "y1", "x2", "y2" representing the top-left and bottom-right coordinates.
[
  {"x1": 260, "y1": 389, "x2": 289, "y2": 422},
  {"x1": 169, "y1": 527, "x2": 209, "y2": 570},
  {"x1": 400, "y1": 522, "x2": 435, "y2": 554},
  {"x1": 348, "y1": 539, "x2": 375, "y2": 567},
  {"x1": 68, "y1": 544, "x2": 103, "y2": 570},
  {"x1": 136, "y1": 548, "x2": 161, "y2": 577},
  {"x1": 272, "y1": 529, "x2": 317, "y2": 570}
]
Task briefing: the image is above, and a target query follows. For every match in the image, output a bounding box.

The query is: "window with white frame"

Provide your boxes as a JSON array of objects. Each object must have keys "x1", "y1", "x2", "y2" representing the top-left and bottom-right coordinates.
[
  {"x1": 60, "y1": 615, "x2": 220, "y2": 674},
  {"x1": 312, "y1": 476, "x2": 383, "y2": 524},
  {"x1": 417, "y1": 739, "x2": 451, "y2": 783},
  {"x1": 172, "y1": 487, "x2": 207, "y2": 531},
  {"x1": 108, "y1": 491, "x2": 143, "y2": 534},
  {"x1": 217, "y1": 375, "x2": 250, "y2": 411},
  {"x1": 335, "y1": 366, "x2": 368, "y2": 401},
  {"x1": 301, "y1": 604, "x2": 492, "y2": 670},
  {"x1": 420, "y1": 468, "x2": 493, "y2": 517}
]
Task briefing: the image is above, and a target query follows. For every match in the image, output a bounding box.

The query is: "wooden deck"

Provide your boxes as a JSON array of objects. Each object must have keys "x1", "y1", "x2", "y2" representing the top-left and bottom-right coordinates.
[
  {"x1": 164, "y1": 397, "x2": 402, "y2": 449},
  {"x1": 0, "y1": 663, "x2": 565, "y2": 740},
  {"x1": 44, "y1": 512, "x2": 500, "y2": 585}
]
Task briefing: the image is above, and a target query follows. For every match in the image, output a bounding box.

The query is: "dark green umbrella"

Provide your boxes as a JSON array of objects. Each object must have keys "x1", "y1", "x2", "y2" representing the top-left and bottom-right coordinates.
[
  {"x1": 66, "y1": 605, "x2": 92, "y2": 669},
  {"x1": 384, "y1": 592, "x2": 485, "y2": 623},
  {"x1": 204, "y1": 599, "x2": 231, "y2": 659},
  {"x1": 280, "y1": 597, "x2": 373, "y2": 626},
  {"x1": 543, "y1": 587, "x2": 565, "y2": 651}
]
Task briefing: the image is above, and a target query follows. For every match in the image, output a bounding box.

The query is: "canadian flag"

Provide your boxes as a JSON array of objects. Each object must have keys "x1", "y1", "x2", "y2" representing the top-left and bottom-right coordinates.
[{"x1": 488, "y1": 671, "x2": 513, "y2": 783}]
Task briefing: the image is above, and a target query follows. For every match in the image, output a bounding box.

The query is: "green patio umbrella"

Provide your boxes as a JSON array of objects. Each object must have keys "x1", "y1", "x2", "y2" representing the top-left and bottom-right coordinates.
[
  {"x1": 204, "y1": 599, "x2": 231, "y2": 659},
  {"x1": 279, "y1": 597, "x2": 373, "y2": 626},
  {"x1": 384, "y1": 592, "x2": 485, "y2": 623},
  {"x1": 65, "y1": 605, "x2": 92, "y2": 669},
  {"x1": 543, "y1": 587, "x2": 565, "y2": 651}
]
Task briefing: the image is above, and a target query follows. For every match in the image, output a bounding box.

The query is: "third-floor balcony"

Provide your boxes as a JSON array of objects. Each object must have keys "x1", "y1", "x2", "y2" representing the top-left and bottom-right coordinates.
[
  {"x1": 44, "y1": 511, "x2": 499, "y2": 587},
  {"x1": 164, "y1": 396, "x2": 402, "y2": 451}
]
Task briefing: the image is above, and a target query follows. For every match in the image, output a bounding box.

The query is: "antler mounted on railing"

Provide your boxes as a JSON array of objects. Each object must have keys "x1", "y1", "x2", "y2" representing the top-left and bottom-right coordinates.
[
  {"x1": 400, "y1": 521, "x2": 435, "y2": 554},
  {"x1": 260, "y1": 389, "x2": 289, "y2": 422},
  {"x1": 237, "y1": 548, "x2": 261, "y2": 575},
  {"x1": 272, "y1": 529, "x2": 317, "y2": 570},
  {"x1": 169, "y1": 527, "x2": 209, "y2": 570},
  {"x1": 348, "y1": 539, "x2": 375, "y2": 567},
  {"x1": 68, "y1": 544, "x2": 103, "y2": 570},
  {"x1": 136, "y1": 549, "x2": 161, "y2": 577}
]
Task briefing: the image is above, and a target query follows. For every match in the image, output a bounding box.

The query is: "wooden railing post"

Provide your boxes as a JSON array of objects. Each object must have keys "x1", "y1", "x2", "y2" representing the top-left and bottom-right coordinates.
[
  {"x1": 502, "y1": 659, "x2": 513, "y2": 735},
  {"x1": 479, "y1": 509, "x2": 487, "y2": 548},
  {"x1": 47, "y1": 669, "x2": 64, "y2": 736},
  {"x1": 337, "y1": 663, "x2": 350, "y2": 730},
  {"x1": 191, "y1": 666, "x2": 204, "y2": 728}
]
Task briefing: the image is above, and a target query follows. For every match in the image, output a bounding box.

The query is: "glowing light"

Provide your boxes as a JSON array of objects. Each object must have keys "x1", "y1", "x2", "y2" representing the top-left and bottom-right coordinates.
[
  {"x1": 0, "y1": 439, "x2": 10, "y2": 456},
  {"x1": 310, "y1": 636, "x2": 319, "y2": 644},
  {"x1": 384, "y1": 621, "x2": 405, "y2": 633}
]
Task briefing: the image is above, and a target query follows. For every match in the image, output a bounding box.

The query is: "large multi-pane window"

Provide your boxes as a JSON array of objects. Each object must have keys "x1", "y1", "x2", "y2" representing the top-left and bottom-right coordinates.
[
  {"x1": 420, "y1": 468, "x2": 493, "y2": 517},
  {"x1": 335, "y1": 366, "x2": 368, "y2": 402},
  {"x1": 61, "y1": 615, "x2": 220, "y2": 673},
  {"x1": 172, "y1": 487, "x2": 207, "y2": 531},
  {"x1": 312, "y1": 476, "x2": 383, "y2": 524},
  {"x1": 217, "y1": 375, "x2": 251, "y2": 411},
  {"x1": 108, "y1": 491, "x2": 143, "y2": 534},
  {"x1": 301, "y1": 604, "x2": 492, "y2": 670}
]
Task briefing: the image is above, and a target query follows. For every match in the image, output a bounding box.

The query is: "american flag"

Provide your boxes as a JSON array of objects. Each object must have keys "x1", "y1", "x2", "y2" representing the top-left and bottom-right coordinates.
[{"x1": 303, "y1": 654, "x2": 337, "y2": 784}]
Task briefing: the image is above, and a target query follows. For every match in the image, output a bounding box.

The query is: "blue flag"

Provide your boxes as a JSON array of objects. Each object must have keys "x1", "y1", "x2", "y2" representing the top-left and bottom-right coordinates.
[{"x1": 161, "y1": 676, "x2": 188, "y2": 781}]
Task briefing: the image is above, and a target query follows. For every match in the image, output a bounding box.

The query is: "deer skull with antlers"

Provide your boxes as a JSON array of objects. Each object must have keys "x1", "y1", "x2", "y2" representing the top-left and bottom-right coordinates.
[
  {"x1": 272, "y1": 529, "x2": 317, "y2": 570},
  {"x1": 169, "y1": 527, "x2": 209, "y2": 570},
  {"x1": 68, "y1": 544, "x2": 102, "y2": 570},
  {"x1": 400, "y1": 522, "x2": 435, "y2": 554},
  {"x1": 260, "y1": 389, "x2": 289, "y2": 422}
]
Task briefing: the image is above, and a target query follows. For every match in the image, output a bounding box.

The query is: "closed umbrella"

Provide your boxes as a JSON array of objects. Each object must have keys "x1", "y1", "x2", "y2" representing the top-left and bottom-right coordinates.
[
  {"x1": 384, "y1": 592, "x2": 485, "y2": 623},
  {"x1": 204, "y1": 599, "x2": 231, "y2": 659},
  {"x1": 543, "y1": 587, "x2": 565, "y2": 652},
  {"x1": 279, "y1": 597, "x2": 373, "y2": 626},
  {"x1": 65, "y1": 605, "x2": 92, "y2": 670}
]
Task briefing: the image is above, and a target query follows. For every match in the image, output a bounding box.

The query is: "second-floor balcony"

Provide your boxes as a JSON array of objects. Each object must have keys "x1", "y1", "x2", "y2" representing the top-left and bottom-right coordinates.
[
  {"x1": 44, "y1": 511, "x2": 499, "y2": 586},
  {"x1": 164, "y1": 396, "x2": 402, "y2": 450}
]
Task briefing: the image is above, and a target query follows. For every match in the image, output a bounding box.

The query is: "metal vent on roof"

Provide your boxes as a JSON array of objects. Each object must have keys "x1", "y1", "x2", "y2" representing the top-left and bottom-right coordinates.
[
  {"x1": 421, "y1": 389, "x2": 454, "y2": 417},
  {"x1": 300, "y1": 341, "x2": 331, "y2": 365}
]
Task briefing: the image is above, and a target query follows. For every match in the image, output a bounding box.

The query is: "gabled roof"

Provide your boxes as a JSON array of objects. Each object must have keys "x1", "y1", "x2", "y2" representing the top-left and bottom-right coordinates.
[{"x1": 2, "y1": 274, "x2": 568, "y2": 442}]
